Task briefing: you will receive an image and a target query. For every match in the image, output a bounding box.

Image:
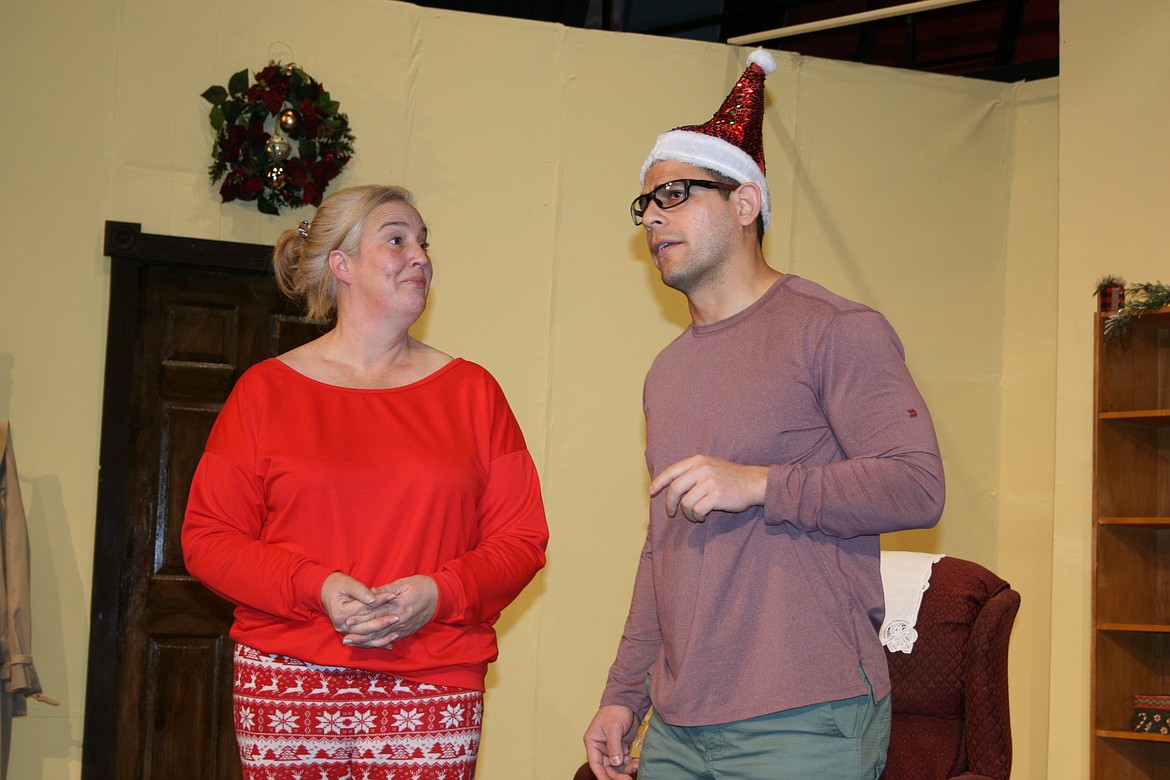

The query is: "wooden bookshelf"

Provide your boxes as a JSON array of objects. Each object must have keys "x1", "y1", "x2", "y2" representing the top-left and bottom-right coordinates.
[{"x1": 1091, "y1": 308, "x2": 1170, "y2": 779}]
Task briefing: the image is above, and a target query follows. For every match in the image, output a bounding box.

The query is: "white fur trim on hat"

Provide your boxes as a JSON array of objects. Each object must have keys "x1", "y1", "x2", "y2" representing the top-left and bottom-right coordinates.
[
  {"x1": 640, "y1": 129, "x2": 772, "y2": 233},
  {"x1": 747, "y1": 47, "x2": 777, "y2": 74}
]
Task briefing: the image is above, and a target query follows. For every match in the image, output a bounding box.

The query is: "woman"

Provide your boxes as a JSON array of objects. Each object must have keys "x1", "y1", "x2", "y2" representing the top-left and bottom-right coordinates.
[{"x1": 182, "y1": 184, "x2": 548, "y2": 779}]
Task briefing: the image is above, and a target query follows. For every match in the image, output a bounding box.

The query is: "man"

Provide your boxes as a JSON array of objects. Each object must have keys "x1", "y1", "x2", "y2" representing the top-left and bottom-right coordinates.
[{"x1": 583, "y1": 48, "x2": 944, "y2": 780}]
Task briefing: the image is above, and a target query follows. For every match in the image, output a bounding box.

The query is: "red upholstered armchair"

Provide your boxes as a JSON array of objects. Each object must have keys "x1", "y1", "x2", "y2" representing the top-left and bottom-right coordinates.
[
  {"x1": 880, "y1": 555, "x2": 1020, "y2": 780},
  {"x1": 574, "y1": 555, "x2": 1019, "y2": 780}
]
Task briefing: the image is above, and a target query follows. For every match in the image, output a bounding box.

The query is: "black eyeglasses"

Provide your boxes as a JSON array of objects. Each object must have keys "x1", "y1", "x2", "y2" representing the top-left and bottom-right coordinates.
[{"x1": 630, "y1": 179, "x2": 740, "y2": 225}]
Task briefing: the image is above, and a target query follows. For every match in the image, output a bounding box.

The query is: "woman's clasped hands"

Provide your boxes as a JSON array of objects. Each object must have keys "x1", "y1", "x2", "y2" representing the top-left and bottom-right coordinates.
[{"x1": 321, "y1": 571, "x2": 438, "y2": 649}]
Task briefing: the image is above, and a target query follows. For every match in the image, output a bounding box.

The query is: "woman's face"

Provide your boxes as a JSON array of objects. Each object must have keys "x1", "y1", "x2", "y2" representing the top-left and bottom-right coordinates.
[{"x1": 336, "y1": 200, "x2": 432, "y2": 323}]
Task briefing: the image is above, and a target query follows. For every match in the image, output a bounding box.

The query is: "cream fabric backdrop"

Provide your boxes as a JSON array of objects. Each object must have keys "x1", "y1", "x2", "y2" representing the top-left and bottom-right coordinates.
[{"x1": 0, "y1": 0, "x2": 1094, "y2": 776}]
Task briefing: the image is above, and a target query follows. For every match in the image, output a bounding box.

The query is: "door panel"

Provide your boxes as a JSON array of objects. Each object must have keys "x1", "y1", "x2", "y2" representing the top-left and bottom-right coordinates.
[{"x1": 84, "y1": 224, "x2": 322, "y2": 779}]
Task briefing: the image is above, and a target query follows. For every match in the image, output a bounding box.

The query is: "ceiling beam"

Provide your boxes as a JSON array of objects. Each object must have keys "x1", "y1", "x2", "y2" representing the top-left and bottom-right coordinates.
[{"x1": 728, "y1": 0, "x2": 986, "y2": 44}]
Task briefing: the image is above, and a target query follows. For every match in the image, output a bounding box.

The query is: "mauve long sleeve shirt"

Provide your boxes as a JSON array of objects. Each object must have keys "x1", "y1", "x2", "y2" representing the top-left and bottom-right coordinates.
[{"x1": 601, "y1": 274, "x2": 944, "y2": 727}]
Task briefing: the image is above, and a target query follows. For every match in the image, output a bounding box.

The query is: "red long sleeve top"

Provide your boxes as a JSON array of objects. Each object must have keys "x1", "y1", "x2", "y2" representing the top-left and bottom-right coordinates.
[{"x1": 182, "y1": 358, "x2": 548, "y2": 691}]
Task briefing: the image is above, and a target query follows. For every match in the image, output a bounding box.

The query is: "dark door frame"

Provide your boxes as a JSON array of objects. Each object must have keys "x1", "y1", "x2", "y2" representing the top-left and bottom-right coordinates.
[{"x1": 81, "y1": 221, "x2": 273, "y2": 779}]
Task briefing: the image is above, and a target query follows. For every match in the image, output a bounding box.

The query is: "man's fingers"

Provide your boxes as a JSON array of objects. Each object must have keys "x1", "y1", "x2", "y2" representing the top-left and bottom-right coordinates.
[
  {"x1": 649, "y1": 456, "x2": 699, "y2": 495},
  {"x1": 606, "y1": 731, "x2": 629, "y2": 767}
]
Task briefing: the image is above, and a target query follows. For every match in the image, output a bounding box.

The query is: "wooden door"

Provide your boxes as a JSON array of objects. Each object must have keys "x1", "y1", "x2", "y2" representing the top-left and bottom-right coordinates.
[{"x1": 82, "y1": 222, "x2": 322, "y2": 779}]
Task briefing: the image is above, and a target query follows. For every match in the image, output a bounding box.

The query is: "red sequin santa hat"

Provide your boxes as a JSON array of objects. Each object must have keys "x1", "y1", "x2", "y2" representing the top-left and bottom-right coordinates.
[{"x1": 641, "y1": 47, "x2": 776, "y2": 231}]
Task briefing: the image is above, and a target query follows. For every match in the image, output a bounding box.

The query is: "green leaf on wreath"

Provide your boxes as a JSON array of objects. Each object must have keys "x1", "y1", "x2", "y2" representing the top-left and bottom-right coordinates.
[
  {"x1": 209, "y1": 105, "x2": 225, "y2": 131},
  {"x1": 291, "y1": 84, "x2": 316, "y2": 105},
  {"x1": 257, "y1": 197, "x2": 280, "y2": 216},
  {"x1": 201, "y1": 85, "x2": 228, "y2": 105},
  {"x1": 228, "y1": 68, "x2": 250, "y2": 95},
  {"x1": 223, "y1": 100, "x2": 243, "y2": 124}
]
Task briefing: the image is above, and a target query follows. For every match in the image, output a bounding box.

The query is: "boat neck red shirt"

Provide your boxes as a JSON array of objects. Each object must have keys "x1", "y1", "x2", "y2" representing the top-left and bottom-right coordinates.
[{"x1": 182, "y1": 358, "x2": 548, "y2": 691}]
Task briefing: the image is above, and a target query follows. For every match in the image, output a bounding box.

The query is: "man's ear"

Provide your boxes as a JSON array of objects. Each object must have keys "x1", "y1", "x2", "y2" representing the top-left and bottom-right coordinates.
[{"x1": 734, "y1": 182, "x2": 763, "y2": 228}]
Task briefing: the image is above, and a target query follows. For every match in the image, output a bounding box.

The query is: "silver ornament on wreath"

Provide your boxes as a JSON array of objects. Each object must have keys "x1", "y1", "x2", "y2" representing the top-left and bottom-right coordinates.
[
  {"x1": 265, "y1": 133, "x2": 292, "y2": 162},
  {"x1": 278, "y1": 108, "x2": 301, "y2": 133}
]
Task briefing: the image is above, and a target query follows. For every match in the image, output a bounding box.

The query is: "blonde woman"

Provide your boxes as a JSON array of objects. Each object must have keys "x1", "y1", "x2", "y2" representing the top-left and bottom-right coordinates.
[{"x1": 183, "y1": 185, "x2": 548, "y2": 779}]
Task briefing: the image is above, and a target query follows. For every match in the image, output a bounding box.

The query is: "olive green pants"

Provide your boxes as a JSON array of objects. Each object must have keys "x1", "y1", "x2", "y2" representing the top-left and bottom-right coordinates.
[{"x1": 638, "y1": 670, "x2": 890, "y2": 780}]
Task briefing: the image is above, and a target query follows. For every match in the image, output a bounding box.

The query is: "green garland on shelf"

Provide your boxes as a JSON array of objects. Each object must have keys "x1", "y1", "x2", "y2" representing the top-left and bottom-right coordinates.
[{"x1": 1102, "y1": 280, "x2": 1170, "y2": 345}]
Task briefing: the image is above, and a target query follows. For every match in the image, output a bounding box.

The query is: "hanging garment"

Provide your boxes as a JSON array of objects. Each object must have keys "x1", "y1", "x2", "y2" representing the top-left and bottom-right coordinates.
[{"x1": 0, "y1": 421, "x2": 41, "y2": 779}]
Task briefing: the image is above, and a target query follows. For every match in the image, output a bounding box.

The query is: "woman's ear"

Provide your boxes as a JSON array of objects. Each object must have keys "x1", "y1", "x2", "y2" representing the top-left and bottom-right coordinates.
[
  {"x1": 328, "y1": 249, "x2": 350, "y2": 283},
  {"x1": 734, "y1": 182, "x2": 763, "y2": 228}
]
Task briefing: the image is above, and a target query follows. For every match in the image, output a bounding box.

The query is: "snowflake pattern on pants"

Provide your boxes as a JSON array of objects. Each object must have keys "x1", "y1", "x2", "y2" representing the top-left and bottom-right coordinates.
[{"x1": 233, "y1": 644, "x2": 482, "y2": 779}]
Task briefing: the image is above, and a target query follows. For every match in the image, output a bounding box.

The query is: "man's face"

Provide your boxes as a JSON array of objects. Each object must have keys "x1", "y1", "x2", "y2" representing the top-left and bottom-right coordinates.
[{"x1": 639, "y1": 160, "x2": 740, "y2": 295}]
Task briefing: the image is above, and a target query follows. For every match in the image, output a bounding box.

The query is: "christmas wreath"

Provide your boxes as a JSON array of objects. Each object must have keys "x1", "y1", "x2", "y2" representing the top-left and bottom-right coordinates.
[{"x1": 201, "y1": 62, "x2": 355, "y2": 215}]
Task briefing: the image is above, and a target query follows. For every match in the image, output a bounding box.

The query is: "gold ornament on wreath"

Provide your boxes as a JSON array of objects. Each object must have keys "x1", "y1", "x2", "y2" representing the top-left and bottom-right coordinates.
[{"x1": 201, "y1": 62, "x2": 355, "y2": 215}]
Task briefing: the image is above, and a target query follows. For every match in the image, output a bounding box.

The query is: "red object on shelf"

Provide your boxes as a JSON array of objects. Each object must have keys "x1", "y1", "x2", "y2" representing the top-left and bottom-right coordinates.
[{"x1": 1099, "y1": 284, "x2": 1125, "y2": 312}]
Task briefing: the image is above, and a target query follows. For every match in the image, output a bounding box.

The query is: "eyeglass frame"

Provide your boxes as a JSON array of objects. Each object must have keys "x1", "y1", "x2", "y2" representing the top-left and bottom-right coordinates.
[{"x1": 630, "y1": 179, "x2": 741, "y2": 226}]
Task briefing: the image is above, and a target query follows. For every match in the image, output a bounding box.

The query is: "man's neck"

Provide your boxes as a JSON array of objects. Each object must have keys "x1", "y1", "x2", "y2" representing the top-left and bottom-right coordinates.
[{"x1": 687, "y1": 253, "x2": 781, "y2": 326}]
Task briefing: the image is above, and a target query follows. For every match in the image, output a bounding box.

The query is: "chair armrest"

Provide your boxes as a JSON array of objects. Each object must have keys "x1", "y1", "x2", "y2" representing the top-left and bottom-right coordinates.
[{"x1": 961, "y1": 584, "x2": 1021, "y2": 780}]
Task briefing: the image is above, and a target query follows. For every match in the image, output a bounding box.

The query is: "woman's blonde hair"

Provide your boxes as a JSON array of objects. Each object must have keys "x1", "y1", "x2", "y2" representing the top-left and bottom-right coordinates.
[{"x1": 273, "y1": 184, "x2": 417, "y2": 321}]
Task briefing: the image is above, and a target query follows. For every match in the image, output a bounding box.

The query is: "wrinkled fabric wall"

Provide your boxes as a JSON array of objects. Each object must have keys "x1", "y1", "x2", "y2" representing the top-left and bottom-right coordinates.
[{"x1": 0, "y1": 0, "x2": 1061, "y2": 776}]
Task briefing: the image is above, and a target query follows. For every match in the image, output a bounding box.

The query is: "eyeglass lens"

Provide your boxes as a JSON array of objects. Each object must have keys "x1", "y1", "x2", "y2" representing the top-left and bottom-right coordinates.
[{"x1": 631, "y1": 181, "x2": 692, "y2": 225}]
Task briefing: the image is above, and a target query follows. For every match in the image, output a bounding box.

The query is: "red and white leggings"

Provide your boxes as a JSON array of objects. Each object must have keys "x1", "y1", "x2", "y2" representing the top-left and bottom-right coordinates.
[{"x1": 233, "y1": 643, "x2": 482, "y2": 779}]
